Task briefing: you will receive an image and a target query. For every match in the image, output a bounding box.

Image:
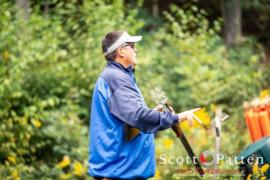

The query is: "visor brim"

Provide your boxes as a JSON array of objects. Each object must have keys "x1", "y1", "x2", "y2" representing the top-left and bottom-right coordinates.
[{"x1": 126, "y1": 35, "x2": 142, "y2": 43}]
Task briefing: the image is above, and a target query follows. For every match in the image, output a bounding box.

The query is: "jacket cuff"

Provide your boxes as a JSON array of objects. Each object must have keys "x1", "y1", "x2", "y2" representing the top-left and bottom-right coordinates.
[{"x1": 172, "y1": 114, "x2": 179, "y2": 123}]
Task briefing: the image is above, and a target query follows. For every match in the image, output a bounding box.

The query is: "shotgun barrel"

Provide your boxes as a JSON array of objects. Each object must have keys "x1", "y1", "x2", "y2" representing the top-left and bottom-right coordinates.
[{"x1": 165, "y1": 103, "x2": 205, "y2": 177}]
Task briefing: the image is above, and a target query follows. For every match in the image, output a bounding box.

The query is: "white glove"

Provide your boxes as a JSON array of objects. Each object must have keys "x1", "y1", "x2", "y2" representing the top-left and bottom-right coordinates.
[
  {"x1": 177, "y1": 108, "x2": 202, "y2": 127},
  {"x1": 153, "y1": 105, "x2": 202, "y2": 127}
]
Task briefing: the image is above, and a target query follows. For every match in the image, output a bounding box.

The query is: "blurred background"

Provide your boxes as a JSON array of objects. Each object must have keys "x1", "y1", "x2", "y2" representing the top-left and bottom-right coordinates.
[{"x1": 0, "y1": 0, "x2": 270, "y2": 179}]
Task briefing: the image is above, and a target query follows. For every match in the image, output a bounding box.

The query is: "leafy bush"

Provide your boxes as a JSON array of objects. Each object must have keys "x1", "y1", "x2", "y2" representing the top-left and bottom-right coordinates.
[
  {"x1": 0, "y1": 0, "x2": 143, "y2": 179},
  {"x1": 1, "y1": 0, "x2": 269, "y2": 179},
  {"x1": 137, "y1": 4, "x2": 269, "y2": 179}
]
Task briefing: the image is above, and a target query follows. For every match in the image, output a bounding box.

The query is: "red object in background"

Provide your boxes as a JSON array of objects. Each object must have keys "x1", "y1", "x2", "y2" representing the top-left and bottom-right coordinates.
[
  {"x1": 268, "y1": 102, "x2": 270, "y2": 121},
  {"x1": 247, "y1": 107, "x2": 263, "y2": 142},
  {"x1": 244, "y1": 108, "x2": 254, "y2": 141},
  {"x1": 258, "y1": 105, "x2": 270, "y2": 137}
]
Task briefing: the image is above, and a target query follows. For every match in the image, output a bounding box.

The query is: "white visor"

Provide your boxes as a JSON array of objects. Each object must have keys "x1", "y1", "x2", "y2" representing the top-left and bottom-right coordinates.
[{"x1": 104, "y1": 32, "x2": 142, "y2": 56}]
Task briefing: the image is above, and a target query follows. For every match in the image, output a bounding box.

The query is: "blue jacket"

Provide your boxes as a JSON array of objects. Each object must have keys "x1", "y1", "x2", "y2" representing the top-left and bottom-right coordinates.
[{"x1": 88, "y1": 61, "x2": 178, "y2": 179}]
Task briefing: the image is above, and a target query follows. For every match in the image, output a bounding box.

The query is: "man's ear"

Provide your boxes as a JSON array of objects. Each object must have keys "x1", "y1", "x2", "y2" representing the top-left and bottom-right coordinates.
[{"x1": 116, "y1": 48, "x2": 125, "y2": 58}]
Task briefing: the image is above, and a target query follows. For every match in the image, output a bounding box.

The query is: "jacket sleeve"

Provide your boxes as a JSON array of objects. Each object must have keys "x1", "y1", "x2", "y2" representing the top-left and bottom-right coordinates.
[{"x1": 108, "y1": 84, "x2": 179, "y2": 133}]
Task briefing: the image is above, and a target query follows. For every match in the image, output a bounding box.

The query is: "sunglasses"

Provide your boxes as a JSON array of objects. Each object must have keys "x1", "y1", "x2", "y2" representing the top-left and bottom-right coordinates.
[{"x1": 120, "y1": 42, "x2": 135, "y2": 49}]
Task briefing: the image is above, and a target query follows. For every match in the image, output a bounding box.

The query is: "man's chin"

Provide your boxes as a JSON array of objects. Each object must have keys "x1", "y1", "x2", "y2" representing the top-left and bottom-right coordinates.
[{"x1": 133, "y1": 59, "x2": 137, "y2": 65}]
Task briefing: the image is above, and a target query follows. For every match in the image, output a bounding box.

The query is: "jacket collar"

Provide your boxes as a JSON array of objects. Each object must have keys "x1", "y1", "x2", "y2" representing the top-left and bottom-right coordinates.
[{"x1": 106, "y1": 60, "x2": 135, "y2": 74}]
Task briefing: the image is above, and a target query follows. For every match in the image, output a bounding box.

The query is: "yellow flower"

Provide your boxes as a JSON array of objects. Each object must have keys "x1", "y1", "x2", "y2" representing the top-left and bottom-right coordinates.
[
  {"x1": 261, "y1": 164, "x2": 269, "y2": 173},
  {"x1": 153, "y1": 169, "x2": 160, "y2": 179},
  {"x1": 72, "y1": 161, "x2": 86, "y2": 177},
  {"x1": 179, "y1": 119, "x2": 189, "y2": 131},
  {"x1": 32, "y1": 119, "x2": 42, "y2": 128},
  {"x1": 252, "y1": 163, "x2": 259, "y2": 174},
  {"x1": 60, "y1": 173, "x2": 72, "y2": 180},
  {"x1": 8, "y1": 156, "x2": 16, "y2": 164},
  {"x1": 247, "y1": 174, "x2": 252, "y2": 180},
  {"x1": 193, "y1": 108, "x2": 211, "y2": 127},
  {"x1": 260, "y1": 176, "x2": 266, "y2": 180},
  {"x1": 260, "y1": 89, "x2": 269, "y2": 99},
  {"x1": 11, "y1": 170, "x2": 20, "y2": 180},
  {"x1": 163, "y1": 138, "x2": 173, "y2": 149},
  {"x1": 57, "y1": 156, "x2": 71, "y2": 168}
]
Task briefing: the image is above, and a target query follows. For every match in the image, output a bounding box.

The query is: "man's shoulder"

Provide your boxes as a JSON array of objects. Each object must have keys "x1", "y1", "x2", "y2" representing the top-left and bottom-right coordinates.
[{"x1": 100, "y1": 67, "x2": 131, "y2": 92}]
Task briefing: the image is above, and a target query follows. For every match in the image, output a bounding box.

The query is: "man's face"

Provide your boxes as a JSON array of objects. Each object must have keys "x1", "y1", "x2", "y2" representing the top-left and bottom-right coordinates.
[{"x1": 119, "y1": 42, "x2": 137, "y2": 66}]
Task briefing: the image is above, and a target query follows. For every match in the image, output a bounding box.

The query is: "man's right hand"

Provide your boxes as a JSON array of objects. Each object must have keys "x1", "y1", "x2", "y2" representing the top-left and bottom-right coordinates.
[
  {"x1": 177, "y1": 108, "x2": 202, "y2": 127},
  {"x1": 153, "y1": 105, "x2": 202, "y2": 127}
]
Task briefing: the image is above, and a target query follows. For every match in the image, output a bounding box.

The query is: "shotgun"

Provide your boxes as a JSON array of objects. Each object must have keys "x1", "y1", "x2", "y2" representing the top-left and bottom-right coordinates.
[{"x1": 151, "y1": 88, "x2": 205, "y2": 177}]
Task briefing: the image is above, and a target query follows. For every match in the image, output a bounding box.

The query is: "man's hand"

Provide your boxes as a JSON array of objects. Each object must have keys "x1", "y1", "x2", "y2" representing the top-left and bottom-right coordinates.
[
  {"x1": 177, "y1": 108, "x2": 202, "y2": 127},
  {"x1": 153, "y1": 105, "x2": 164, "y2": 112},
  {"x1": 153, "y1": 105, "x2": 175, "y2": 113},
  {"x1": 153, "y1": 105, "x2": 202, "y2": 127}
]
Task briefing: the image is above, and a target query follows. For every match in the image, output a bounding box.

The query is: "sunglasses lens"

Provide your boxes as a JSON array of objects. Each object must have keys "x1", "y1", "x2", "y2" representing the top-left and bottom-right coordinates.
[
  {"x1": 120, "y1": 43, "x2": 135, "y2": 49},
  {"x1": 129, "y1": 43, "x2": 134, "y2": 48}
]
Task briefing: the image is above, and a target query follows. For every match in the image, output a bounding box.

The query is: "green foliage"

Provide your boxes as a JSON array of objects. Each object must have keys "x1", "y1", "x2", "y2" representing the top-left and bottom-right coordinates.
[
  {"x1": 137, "y1": 4, "x2": 270, "y2": 179},
  {"x1": 0, "y1": 0, "x2": 269, "y2": 179},
  {"x1": 0, "y1": 0, "x2": 143, "y2": 179},
  {"x1": 142, "y1": 5, "x2": 263, "y2": 109}
]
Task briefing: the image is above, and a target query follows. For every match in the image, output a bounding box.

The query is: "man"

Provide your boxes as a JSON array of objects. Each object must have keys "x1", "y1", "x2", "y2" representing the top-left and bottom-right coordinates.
[{"x1": 89, "y1": 31, "x2": 200, "y2": 179}]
